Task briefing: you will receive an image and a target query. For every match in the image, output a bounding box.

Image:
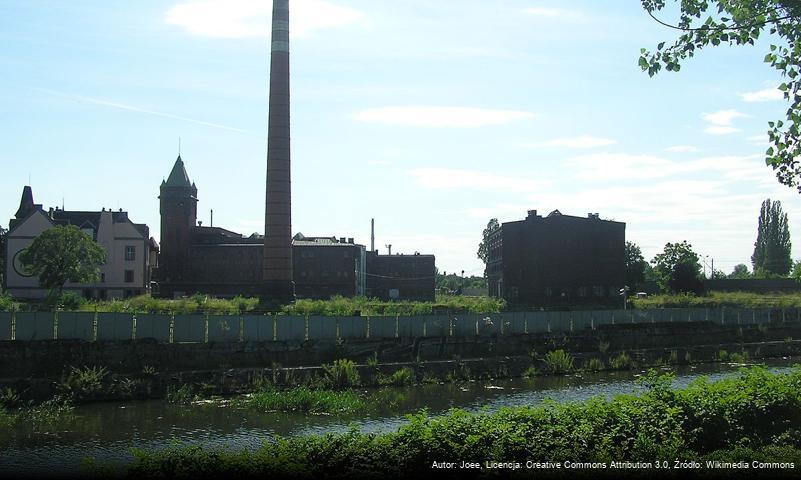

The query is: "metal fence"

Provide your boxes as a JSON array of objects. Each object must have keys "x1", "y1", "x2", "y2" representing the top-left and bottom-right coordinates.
[{"x1": 0, "y1": 307, "x2": 798, "y2": 343}]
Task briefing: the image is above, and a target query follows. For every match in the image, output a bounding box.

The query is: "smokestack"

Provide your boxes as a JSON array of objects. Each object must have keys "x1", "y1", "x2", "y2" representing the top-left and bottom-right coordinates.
[
  {"x1": 262, "y1": 0, "x2": 294, "y2": 303},
  {"x1": 370, "y1": 218, "x2": 375, "y2": 252},
  {"x1": 210, "y1": 209, "x2": 213, "y2": 227}
]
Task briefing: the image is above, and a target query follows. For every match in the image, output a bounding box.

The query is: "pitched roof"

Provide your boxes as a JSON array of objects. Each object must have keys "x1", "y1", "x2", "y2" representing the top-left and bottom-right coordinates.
[{"x1": 164, "y1": 155, "x2": 193, "y2": 188}]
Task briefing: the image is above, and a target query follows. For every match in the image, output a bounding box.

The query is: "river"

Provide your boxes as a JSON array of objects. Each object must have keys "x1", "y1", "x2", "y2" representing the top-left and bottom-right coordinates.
[{"x1": 1, "y1": 358, "x2": 798, "y2": 477}]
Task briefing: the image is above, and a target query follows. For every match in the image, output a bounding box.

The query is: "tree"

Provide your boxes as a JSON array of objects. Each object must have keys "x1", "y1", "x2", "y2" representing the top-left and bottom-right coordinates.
[
  {"x1": 751, "y1": 199, "x2": 792, "y2": 275},
  {"x1": 19, "y1": 225, "x2": 107, "y2": 295},
  {"x1": 651, "y1": 241, "x2": 705, "y2": 294},
  {"x1": 477, "y1": 218, "x2": 499, "y2": 275},
  {"x1": 639, "y1": 0, "x2": 801, "y2": 192},
  {"x1": 625, "y1": 241, "x2": 648, "y2": 288},
  {"x1": 792, "y1": 260, "x2": 801, "y2": 281},
  {"x1": 729, "y1": 263, "x2": 752, "y2": 278}
]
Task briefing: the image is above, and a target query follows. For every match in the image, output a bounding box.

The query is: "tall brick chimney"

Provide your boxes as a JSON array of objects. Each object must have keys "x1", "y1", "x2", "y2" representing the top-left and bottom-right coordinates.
[{"x1": 262, "y1": 0, "x2": 294, "y2": 304}]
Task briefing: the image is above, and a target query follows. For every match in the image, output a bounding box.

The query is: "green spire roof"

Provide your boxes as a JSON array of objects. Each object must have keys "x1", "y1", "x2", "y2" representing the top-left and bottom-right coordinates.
[{"x1": 165, "y1": 155, "x2": 193, "y2": 188}]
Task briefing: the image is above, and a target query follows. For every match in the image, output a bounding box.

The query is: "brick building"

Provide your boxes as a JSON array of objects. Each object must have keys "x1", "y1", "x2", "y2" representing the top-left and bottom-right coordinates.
[
  {"x1": 365, "y1": 251, "x2": 436, "y2": 301},
  {"x1": 487, "y1": 209, "x2": 625, "y2": 307}
]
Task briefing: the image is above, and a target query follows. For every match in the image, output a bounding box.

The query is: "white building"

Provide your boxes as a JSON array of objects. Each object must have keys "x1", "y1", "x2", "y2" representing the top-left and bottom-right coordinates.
[{"x1": 5, "y1": 186, "x2": 154, "y2": 300}]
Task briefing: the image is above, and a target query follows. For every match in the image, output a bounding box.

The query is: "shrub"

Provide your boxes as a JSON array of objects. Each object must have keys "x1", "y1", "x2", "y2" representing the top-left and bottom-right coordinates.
[
  {"x1": 58, "y1": 292, "x2": 86, "y2": 310},
  {"x1": 379, "y1": 368, "x2": 415, "y2": 387},
  {"x1": 166, "y1": 384, "x2": 200, "y2": 405},
  {"x1": 609, "y1": 352, "x2": 633, "y2": 370},
  {"x1": 585, "y1": 358, "x2": 604, "y2": 372},
  {"x1": 59, "y1": 366, "x2": 108, "y2": 400},
  {"x1": 522, "y1": 366, "x2": 538, "y2": 378},
  {"x1": 718, "y1": 349, "x2": 729, "y2": 362},
  {"x1": 245, "y1": 386, "x2": 363, "y2": 414},
  {"x1": 0, "y1": 387, "x2": 22, "y2": 409},
  {"x1": 543, "y1": 349, "x2": 573, "y2": 374},
  {"x1": 322, "y1": 359, "x2": 360, "y2": 389}
]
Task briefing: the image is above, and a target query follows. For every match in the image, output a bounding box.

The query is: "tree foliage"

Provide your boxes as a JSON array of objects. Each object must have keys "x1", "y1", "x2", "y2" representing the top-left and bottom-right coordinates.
[
  {"x1": 625, "y1": 241, "x2": 648, "y2": 288},
  {"x1": 477, "y1": 218, "x2": 499, "y2": 273},
  {"x1": 752, "y1": 198, "x2": 792, "y2": 275},
  {"x1": 19, "y1": 225, "x2": 107, "y2": 293},
  {"x1": 640, "y1": 0, "x2": 801, "y2": 191},
  {"x1": 729, "y1": 263, "x2": 752, "y2": 278},
  {"x1": 651, "y1": 240, "x2": 705, "y2": 294}
]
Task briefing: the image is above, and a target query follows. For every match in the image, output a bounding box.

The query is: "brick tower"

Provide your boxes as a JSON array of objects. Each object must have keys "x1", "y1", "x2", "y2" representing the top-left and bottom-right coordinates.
[
  {"x1": 158, "y1": 155, "x2": 197, "y2": 298},
  {"x1": 262, "y1": 0, "x2": 294, "y2": 303}
]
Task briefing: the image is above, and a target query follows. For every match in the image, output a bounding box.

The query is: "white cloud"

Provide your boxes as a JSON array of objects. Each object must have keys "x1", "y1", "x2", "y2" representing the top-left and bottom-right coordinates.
[
  {"x1": 740, "y1": 88, "x2": 784, "y2": 102},
  {"x1": 536, "y1": 136, "x2": 616, "y2": 149},
  {"x1": 701, "y1": 109, "x2": 749, "y2": 135},
  {"x1": 666, "y1": 145, "x2": 699, "y2": 153},
  {"x1": 165, "y1": 0, "x2": 363, "y2": 39},
  {"x1": 352, "y1": 106, "x2": 536, "y2": 128},
  {"x1": 408, "y1": 168, "x2": 546, "y2": 192}
]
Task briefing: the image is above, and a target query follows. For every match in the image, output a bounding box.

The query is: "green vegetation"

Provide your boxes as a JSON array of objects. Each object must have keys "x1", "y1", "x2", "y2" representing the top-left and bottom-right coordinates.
[
  {"x1": 321, "y1": 359, "x2": 360, "y2": 389},
  {"x1": 633, "y1": 290, "x2": 801, "y2": 309},
  {"x1": 584, "y1": 358, "x2": 604, "y2": 372},
  {"x1": 753, "y1": 199, "x2": 793, "y2": 276},
  {"x1": 651, "y1": 240, "x2": 704, "y2": 294},
  {"x1": 477, "y1": 218, "x2": 499, "y2": 277},
  {"x1": 122, "y1": 367, "x2": 801, "y2": 477},
  {"x1": 241, "y1": 386, "x2": 364, "y2": 414},
  {"x1": 543, "y1": 349, "x2": 573, "y2": 374},
  {"x1": 609, "y1": 352, "x2": 634, "y2": 370},
  {"x1": 378, "y1": 367, "x2": 415, "y2": 387},
  {"x1": 640, "y1": 0, "x2": 801, "y2": 191},
  {"x1": 166, "y1": 384, "x2": 202, "y2": 405},
  {"x1": 58, "y1": 365, "x2": 108, "y2": 401},
  {"x1": 625, "y1": 241, "x2": 648, "y2": 290},
  {"x1": 0, "y1": 392, "x2": 74, "y2": 429},
  {"x1": 1, "y1": 293, "x2": 506, "y2": 315},
  {"x1": 19, "y1": 225, "x2": 106, "y2": 295}
]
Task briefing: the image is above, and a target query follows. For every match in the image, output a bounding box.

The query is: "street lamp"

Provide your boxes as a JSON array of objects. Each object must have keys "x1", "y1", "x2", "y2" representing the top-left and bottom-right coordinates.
[{"x1": 619, "y1": 285, "x2": 630, "y2": 310}]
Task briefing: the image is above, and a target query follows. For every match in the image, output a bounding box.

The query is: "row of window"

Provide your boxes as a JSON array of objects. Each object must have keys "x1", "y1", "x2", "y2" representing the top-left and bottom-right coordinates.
[{"x1": 297, "y1": 271, "x2": 352, "y2": 278}]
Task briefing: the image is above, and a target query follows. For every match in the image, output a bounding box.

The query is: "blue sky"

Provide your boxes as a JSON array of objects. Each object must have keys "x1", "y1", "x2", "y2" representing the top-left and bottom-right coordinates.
[{"x1": 1, "y1": 0, "x2": 799, "y2": 277}]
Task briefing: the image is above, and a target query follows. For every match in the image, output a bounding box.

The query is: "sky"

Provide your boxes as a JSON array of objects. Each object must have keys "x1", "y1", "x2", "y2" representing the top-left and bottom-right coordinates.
[{"x1": 1, "y1": 0, "x2": 799, "y2": 278}]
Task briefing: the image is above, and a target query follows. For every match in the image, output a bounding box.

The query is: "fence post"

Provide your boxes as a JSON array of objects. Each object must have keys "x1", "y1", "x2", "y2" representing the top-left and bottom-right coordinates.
[
  {"x1": 449, "y1": 317, "x2": 453, "y2": 336},
  {"x1": 611, "y1": 312, "x2": 615, "y2": 325},
  {"x1": 395, "y1": 315, "x2": 399, "y2": 338},
  {"x1": 204, "y1": 313, "x2": 209, "y2": 343},
  {"x1": 10, "y1": 307, "x2": 15, "y2": 341},
  {"x1": 591, "y1": 315, "x2": 595, "y2": 331},
  {"x1": 53, "y1": 309, "x2": 59, "y2": 340},
  {"x1": 169, "y1": 313, "x2": 175, "y2": 343},
  {"x1": 547, "y1": 315, "x2": 551, "y2": 333},
  {"x1": 365, "y1": 316, "x2": 370, "y2": 339},
  {"x1": 273, "y1": 315, "x2": 278, "y2": 341},
  {"x1": 132, "y1": 313, "x2": 137, "y2": 341},
  {"x1": 782, "y1": 309, "x2": 786, "y2": 324},
  {"x1": 92, "y1": 305, "x2": 98, "y2": 342},
  {"x1": 525, "y1": 314, "x2": 529, "y2": 334},
  {"x1": 239, "y1": 314, "x2": 244, "y2": 342},
  {"x1": 570, "y1": 312, "x2": 574, "y2": 333}
]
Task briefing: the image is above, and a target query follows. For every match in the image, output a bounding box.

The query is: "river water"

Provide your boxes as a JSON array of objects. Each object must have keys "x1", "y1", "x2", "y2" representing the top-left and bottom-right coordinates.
[{"x1": 1, "y1": 358, "x2": 798, "y2": 477}]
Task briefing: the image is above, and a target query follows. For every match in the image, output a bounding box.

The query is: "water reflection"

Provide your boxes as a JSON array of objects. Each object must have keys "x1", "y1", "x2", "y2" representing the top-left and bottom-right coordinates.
[{"x1": 0, "y1": 359, "x2": 797, "y2": 476}]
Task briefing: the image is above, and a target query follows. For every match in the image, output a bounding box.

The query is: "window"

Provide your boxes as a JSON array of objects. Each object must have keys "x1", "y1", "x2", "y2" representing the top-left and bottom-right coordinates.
[
  {"x1": 125, "y1": 246, "x2": 136, "y2": 261},
  {"x1": 545, "y1": 287, "x2": 553, "y2": 297},
  {"x1": 101, "y1": 273, "x2": 105, "y2": 283},
  {"x1": 124, "y1": 270, "x2": 134, "y2": 283}
]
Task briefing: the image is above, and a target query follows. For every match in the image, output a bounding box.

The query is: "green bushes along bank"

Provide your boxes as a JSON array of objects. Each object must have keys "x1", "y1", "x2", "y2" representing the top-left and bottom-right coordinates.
[{"x1": 120, "y1": 366, "x2": 801, "y2": 478}]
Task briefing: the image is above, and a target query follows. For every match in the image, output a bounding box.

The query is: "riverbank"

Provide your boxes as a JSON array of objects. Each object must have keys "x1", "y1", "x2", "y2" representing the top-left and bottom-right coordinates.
[
  {"x1": 3, "y1": 318, "x2": 801, "y2": 403},
  {"x1": 107, "y1": 366, "x2": 801, "y2": 479}
]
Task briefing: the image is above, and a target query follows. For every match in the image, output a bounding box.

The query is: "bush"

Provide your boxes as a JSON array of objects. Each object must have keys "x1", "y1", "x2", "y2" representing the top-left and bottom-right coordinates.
[
  {"x1": 58, "y1": 292, "x2": 86, "y2": 310},
  {"x1": 609, "y1": 352, "x2": 634, "y2": 370},
  {"x1": 378, "y1": 367, "x2": 415, "y2": 387},
  {"x1": 585, "y1": 358, "x2": 604, "y2": 372},
  {"x1": 244, "y1": 386, "x2": 363, "y2": 414},
  {"x1": 543, "y1": 349, "x2": 573, "y2": 374},
  {"x1": 322, "y1": 359, "x2": 360, "y2": 389},
  {"x1": 122, "y1": 367, "x2": 801, "y2": 478},
  {"x1": 166, "y1": 384, "x2": 200, "y2": 405},
  {"x1": 59, "y1": 366, "x2": 108, "y2": 400}
]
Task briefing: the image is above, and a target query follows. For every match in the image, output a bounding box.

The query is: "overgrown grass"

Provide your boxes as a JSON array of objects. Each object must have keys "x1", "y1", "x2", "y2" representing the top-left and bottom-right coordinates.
[
  {"x1": 58, "y1": 365, "x2": 108, "y2": 401},
  {"x1": 633, "y1": 291, "x2": 801, "y2": 309},
  {"x1": 543, "y1": 349, "x2": 574, "y2": 374},
  {"x1": 321, "y1": 359, "x2": 360, "y2": 389},
  {"x1": 0, "y1": 395, "x2": 75, "y2": 429},
  {"x1": 377, "y1": 367, "x2": 415, "y2": 387},
  {"x1": 121, "y1": 367, "x2": 801, "y2": 478},
  {"x1": 609, "y1": 352, "x2": 634, "y2": 370},
  {"x1": 241, "y1": 386, "x2": 364, "y2": 414},
  {"x1": 4, "y1": 293, "x2": 506, "y2": 316}
]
